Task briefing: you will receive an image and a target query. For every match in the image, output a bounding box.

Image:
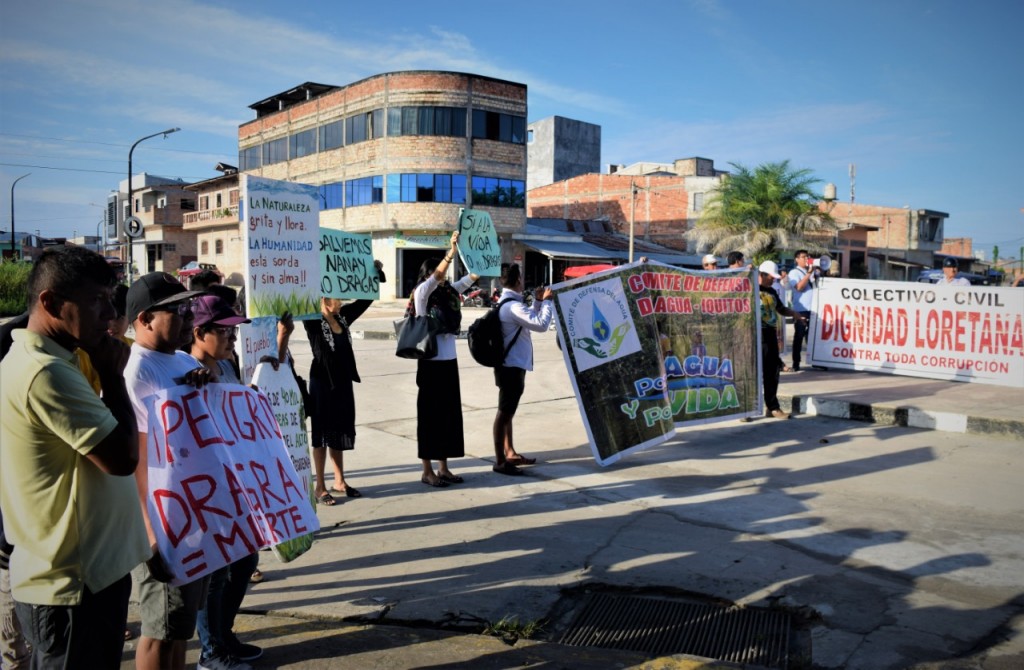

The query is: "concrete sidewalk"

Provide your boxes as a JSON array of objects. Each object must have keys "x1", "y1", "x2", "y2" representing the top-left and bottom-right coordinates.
[{"x1": 111, "y1": 303, "x2": 1023, "y2": 670}]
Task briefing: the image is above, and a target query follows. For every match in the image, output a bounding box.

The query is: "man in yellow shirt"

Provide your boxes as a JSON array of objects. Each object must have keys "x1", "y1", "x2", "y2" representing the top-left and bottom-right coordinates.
[{"x1": 0, "y1": 246, "x2": 149, "y2": 667}]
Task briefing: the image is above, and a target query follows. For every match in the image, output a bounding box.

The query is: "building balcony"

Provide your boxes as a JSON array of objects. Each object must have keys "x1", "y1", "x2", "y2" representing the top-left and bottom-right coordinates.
[{"x1": 183, "y1": 205, "x2": 239, "y2": 230}]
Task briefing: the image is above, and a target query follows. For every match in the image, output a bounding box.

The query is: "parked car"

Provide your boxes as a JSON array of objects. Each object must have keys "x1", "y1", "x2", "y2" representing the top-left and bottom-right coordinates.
[
  {"x1": 916, "y1": 269, "x2": 991, "y2": 285},
  {"x1": 177, "y1": 261, "x2": 222, "y2": 288}
]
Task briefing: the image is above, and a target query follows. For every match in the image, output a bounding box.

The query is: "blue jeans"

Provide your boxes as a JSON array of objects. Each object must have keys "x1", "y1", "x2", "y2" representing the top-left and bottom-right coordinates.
[{"x1": 196, "y1": 553, "x2": 258, "y2": 659}]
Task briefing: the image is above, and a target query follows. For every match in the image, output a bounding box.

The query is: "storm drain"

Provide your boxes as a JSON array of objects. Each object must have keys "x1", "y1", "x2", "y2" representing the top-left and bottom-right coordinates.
[{"x1": 559, "y1": 593, "x2": 791, "y2": 669}]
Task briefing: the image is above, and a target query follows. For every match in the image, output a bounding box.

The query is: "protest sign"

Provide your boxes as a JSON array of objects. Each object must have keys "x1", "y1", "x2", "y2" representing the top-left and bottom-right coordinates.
[
  {"x1": 237, "y1": 316, "x2": 279, "y2": 385},
  {"x1": 319, "y1": 229, "x2": 379, "y2": 300},
  {"x1": 810, "y1": 278, "x2": 1024, "y2": 387},
  {"x1": 242, "y1": 175, "x2": 320, "y2": 319},
  {"x1": 251, "y1": 362, "x2": 315, "y2": 561},
  {"x1": 553, "y1": 263, "x2": 759, "y2": 466},
  {"x1": 456, "y1": 208, "x2": 501, "y2": 277},
  {"x1": 144, "y1": 383, "x2": 319, "y2": 584}
]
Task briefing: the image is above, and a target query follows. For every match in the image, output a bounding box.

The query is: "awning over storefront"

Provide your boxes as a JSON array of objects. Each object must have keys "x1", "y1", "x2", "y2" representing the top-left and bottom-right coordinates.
[
  {"x1": 868, "y1": 252, "x2": 930, "y2": 269},
  {"x1": 522, "y1": 239, "x2": 625, "y2": 261}
]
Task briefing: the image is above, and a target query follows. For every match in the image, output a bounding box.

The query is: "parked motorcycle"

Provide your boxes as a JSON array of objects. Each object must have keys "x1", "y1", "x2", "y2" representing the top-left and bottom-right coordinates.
[{"x1": 461, "y1": 284, "x2": 492, "y2": 308}]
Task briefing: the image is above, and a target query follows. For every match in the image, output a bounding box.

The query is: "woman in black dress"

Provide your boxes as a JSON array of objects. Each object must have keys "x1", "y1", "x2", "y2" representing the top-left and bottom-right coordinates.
[{"x1": 303, "y1": 262, "x2": 384, "y2": 505}]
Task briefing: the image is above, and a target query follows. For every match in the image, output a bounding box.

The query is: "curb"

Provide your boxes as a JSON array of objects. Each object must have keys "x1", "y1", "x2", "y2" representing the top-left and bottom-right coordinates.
[{"x1": 781, "y1": 394, "x2": 1024, "y2": 439}]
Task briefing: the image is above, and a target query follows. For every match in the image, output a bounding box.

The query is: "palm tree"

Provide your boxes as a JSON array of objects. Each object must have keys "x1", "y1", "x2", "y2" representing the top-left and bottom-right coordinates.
[{"x1": 686, "y1": 160, "x2": 837, "y2": 263}]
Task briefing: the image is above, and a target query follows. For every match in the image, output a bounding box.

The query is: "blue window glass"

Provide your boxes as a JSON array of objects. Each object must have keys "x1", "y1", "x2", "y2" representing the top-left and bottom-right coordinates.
[
  {"x1": 452, "y1": 174, "x2": 467, "y2": 204},
  {"x1": 319, "y1": 120, "x2": 343, "y2": 150},
  {"x1": 263, "y1": 138, "x2": 287, "y2": 165},
  {"x1": 386, "y1": 174, "x2": 401, "y2": 202},
  {"x1": 318, "y1": 182, "x2": 343, "y2": 210},
  {"x1": 387, "y1": 108, "x2": 402, "y2": 137},
  {"x1": 239, "y1": 146, "x2": 261, "y2": 171},
  {"x1": 346, "y1": 176, "x2": 383, "y2": 207},
  {"x1": 435, "y1": 175, "x2": 451, "y2": 203},
  {"x1": 289, "y1": 128, "x2": 317, "y2": 159}
]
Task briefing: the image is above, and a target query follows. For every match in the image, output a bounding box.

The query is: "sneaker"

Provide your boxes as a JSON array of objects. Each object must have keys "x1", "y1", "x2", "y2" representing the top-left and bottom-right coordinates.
[
  {"x1": 768, "y1": 409, "x2": 790, "y2": 419},
  {"x1": 197, "y1": 655, "x2": 253, "y2": 670},
  {"x1": 230, "y1": 642, "x2": 263, "y2": 662}
]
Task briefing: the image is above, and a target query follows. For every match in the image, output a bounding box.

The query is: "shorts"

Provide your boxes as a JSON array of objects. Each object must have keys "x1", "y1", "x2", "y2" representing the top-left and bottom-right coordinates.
[
  {"x1": 494, "y1": 366, "x2": 526, "y2": 415},
  {"x1": 132, "y1": 562, "x2": 211, "y2": 641}
]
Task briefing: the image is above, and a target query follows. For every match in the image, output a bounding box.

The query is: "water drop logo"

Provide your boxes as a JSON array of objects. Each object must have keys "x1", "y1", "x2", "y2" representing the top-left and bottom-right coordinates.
[{"x1": 558, "y1": 277, "x2": 642, "y2": 372}]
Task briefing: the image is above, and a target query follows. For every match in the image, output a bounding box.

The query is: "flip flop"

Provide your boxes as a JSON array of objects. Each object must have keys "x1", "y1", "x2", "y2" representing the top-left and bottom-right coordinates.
[
  {"x1": 506, "y1": 455, "x2": 536, "y2": 465},
  {"x1": 316, "y1": 492, "x2": 337, "y2": 506},
  {"x1": 421, "y1": 476, "x2": 449, "y2": 488},
  {"x1": 438, "y1": 473, "x2": 464, "y2": 484},
  {"x1": 331, "y1": 485, "x2": 362, "y2": 498},
  {"x1": 492, "y1": 462, "x2": 524, "y2": 476}
]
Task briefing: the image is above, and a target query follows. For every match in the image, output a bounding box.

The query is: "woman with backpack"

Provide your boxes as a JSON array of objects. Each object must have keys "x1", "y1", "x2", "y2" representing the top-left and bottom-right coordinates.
[{"x1": 411, "y1": 231, "x2": 478, "y2": 487}]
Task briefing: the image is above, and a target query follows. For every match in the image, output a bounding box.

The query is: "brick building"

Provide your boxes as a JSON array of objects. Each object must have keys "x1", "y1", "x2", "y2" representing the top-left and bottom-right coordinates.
[
  {"x1": 182, "y1": 163, "x2": 243, "y2": 285},
  {"x1": 526, "y1": 158, "x2": 727, "y2": 253},
  {"x1": 237, "y1": 72, "x2": 527, "y2": 298}
]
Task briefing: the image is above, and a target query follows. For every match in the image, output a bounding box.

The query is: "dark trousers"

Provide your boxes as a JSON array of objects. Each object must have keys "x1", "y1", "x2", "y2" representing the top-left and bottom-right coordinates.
[
  {"x1": 762, "y1": 327, "x2": 781, "y2": 413},
  {"x1": 792, "y1": 310, "x2": 811, "y2": 368},
  {"x1": 15, "y1": 574, "x2": 131, "y2": 670}
]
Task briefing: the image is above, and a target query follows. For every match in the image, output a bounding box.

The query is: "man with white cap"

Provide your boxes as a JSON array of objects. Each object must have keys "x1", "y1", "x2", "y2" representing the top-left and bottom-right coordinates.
[
  {"x1": 757, "y1": 261, "x2": 806, "y2": 419},
  {"x1": 702, "y1": 254, "x2": 719, "y2": 270}
]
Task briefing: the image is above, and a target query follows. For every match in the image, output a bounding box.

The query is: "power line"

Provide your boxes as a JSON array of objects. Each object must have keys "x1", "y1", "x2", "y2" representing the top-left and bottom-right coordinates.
[
  {"x1": 0, "y1": 162, "x2": 208, "y2": 180},
  {"x1": 0, "y1": 131, "x2": 230, "y2": 157}
]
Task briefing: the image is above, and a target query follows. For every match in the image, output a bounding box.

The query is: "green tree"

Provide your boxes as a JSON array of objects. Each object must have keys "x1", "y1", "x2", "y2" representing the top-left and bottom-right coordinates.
[{"x1": 685, "y1": 160, "x2": 837, "y2": 264}]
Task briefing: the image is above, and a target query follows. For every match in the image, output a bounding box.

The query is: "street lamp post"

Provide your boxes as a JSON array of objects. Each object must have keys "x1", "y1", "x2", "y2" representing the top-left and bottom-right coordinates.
[
  {"x1": 126, "y1": 128, "x2": 179, "y2": 283},
  {"x1": 9, "y1": 173, "x2": 30, "y2": 258}
]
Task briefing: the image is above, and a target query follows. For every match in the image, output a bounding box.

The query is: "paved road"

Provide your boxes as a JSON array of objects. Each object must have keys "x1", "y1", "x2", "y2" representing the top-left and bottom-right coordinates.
[{"x1": 115, "y1": 327, "x2": 1023, "y2": 669}]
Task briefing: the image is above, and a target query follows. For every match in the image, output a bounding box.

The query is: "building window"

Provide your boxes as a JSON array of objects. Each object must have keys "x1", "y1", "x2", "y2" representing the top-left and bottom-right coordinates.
[
  {"x1": 318, "y1": 182, "x2": 343, "y2": 210},
  {"x1": 345, "y1": 108, "x2": 384, "y2": 145},
  {"x1": 201, "y1": 240, "x2": 209, "y2": 255},
  {"x1": 239, "y1": 145, "x2": 261, "y2": 171},
  {"x1": 346, "y1": 176, "x2": 383, "y2": 207},
  {"x1": 471, "y1": 176, "x2": 525, "y2": 207},
  {"x1": 180, "y1": 198, "x2": 195, "y2": 212},
  {"x1": 199, "y1": 195, "x2": 210, "y2": 210},
  {"x1": 262, "y1": 137, "x2": 287, "y2": 165},
  {"x1": 693, "y1": 192, "x2": 704, "y2": 212},
  {"x1": 472, "y1": 110, "x2": 526, "y2": 144},
  {"x1": 215, "y1": 239, "x2": 224, "y2": 255},
  {"x1": 386, "y1": 173, "x2": 467, "y2": 204},
  {"x1": 215, "y1": 193, "x2": 222, "y2": 208},
  {"x1": 289, "y1": 128, "x2": 317, "y2": 159},
  {"x1": 319, "y1": 120, "x2": 343, "y2": 151},
  {"x1": 229, "y1": 189, "x2": 239, "y2": 205}
]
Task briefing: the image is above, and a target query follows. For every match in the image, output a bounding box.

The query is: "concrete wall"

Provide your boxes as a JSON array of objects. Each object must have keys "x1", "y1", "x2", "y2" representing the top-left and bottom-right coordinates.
[{"x1": 526, "y1": 116, "x2": 601, "y2": 192}]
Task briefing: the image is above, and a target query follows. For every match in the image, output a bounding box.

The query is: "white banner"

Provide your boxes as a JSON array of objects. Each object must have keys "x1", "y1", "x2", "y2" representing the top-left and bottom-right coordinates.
[
  {"x1": 809, "y1": 278, "x2": 1024, "y2": 387},
  {"x1": 145, "y1": 383, "x2": 319, "y2": 584}
]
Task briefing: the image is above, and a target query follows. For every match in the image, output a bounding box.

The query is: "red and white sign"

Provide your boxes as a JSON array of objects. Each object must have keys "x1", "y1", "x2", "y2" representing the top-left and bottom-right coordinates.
[
  {"x1": 145, "y1": 383, "x2": 319, "y2": 584},
  {"x1": 810, "y1": 278, "x2": 1024, "y2": 388}
]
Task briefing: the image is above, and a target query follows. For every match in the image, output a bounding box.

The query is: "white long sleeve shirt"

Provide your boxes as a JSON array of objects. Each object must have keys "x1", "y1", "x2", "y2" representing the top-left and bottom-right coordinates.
[
  {"x1": 413, "y1": 273, "x2": 475, "y2": 360},
  {"x1": 497, "y1": 289, "x2": 554, "y2": 371}
]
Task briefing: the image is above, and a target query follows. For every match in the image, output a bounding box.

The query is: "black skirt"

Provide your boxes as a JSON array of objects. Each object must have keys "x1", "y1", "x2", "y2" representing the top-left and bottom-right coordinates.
[
  {"x1": 310, "y1": 374, "x2": 355, "y2": 451},
  {"x1": 416, "y1": 358, "x2": 465, "y2": 461}
]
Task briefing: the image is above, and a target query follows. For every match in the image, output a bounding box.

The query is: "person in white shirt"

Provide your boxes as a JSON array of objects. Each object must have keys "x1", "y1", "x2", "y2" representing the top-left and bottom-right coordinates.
[
  {"x1": 936, "y1": 257, "x2": 971, "y2": 286},
  {"x1": 491, "y1": 263, "x2": 554, "y2": 476}
]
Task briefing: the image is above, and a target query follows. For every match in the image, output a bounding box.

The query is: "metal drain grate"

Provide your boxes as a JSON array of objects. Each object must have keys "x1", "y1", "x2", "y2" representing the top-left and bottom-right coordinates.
[{"x1": 559, "y1": 593, "x2": 791, "y2": 669}]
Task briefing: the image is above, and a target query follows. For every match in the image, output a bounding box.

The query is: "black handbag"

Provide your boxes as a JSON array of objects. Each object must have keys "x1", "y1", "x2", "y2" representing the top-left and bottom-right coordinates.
[{"x1": 395, "y1": 315, "x2": 439, "y2": 359}]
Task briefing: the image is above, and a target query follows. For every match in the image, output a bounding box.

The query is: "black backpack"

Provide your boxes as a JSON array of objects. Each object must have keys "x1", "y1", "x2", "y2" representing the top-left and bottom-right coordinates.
[{"x1": 467, "y1": 298, "x2": 522, "y2": 367}]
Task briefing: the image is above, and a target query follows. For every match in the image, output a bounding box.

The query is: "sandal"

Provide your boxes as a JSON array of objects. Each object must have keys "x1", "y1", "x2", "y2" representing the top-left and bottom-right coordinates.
[
  {"x1": 506, "y1": 454, "x2": 536, "y2": 465},
  {"x1": 332, "y1": 485, "x2": 362, "y2": 498},
  {"x1": 492, "y1": 462, "x2": 524, "y2": 476},
  {"x1": 249, "y1": 569, "x2": 265, "y2": 584},
  {"x1": 438, "y1": 473, "x2": 464, "y2": 484},
  {"x1": 421, "y1": 476, "x2": 449, "y2": 488},
  {"x1": 316, "y1": 492, "x2": 337, "y2": 506}
]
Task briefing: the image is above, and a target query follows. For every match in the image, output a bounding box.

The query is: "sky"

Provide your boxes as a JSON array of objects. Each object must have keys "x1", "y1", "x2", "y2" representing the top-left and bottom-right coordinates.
[{"x1": 1, "y1": 0, "x2": 1022, "y2": 264}]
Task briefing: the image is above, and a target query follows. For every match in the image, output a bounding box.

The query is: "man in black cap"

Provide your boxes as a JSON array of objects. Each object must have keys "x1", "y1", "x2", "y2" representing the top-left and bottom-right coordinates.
[
  {"x1": 122, "y1": 272, "x2": 214, "y2": 670},
  {"x1": 937, "y1": 257, "x2": 970, "y2": 286}
]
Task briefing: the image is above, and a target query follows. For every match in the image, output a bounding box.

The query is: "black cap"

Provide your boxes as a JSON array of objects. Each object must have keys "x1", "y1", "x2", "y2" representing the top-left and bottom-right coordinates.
[
  {"x1": 942, "y1": 257, "x2": 959, "y2": 269},
  {"x1": 126, "y1": 272, "x2": 205, "y2": 323}
]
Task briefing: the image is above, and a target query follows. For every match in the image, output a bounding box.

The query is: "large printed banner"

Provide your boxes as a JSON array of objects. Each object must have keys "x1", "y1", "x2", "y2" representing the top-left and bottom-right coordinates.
[
  {"x1": 144, "y1": 383, "x2": 319, "y2": 584},
  {"x1": 242, "y1": 175, "x2": 320, "y2": 319},
  {"x1": 456, "y1": 208, "x2": 501, "y2": 277},
  {"x1": 810, "y1": 278, "x2": 1024, "y2": 387},
  {"x1": 553, "y1": 263, "x2": 760, "y2": 466},
  {"x1": 319, "y1": 229, "x2": 379, "y2": 300}
]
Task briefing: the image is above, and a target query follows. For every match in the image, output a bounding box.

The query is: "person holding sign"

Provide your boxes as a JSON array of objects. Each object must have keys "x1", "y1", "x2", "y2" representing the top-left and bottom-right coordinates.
[
  {"x1": 187, "y1": 296, "x2": 264, "y2": 668},
  {"x1": 123, "y1": 272, "x2": 213, "y2": 670},
  {"x1": 0, "y1": 247, "x2": 148, "y2": 668},
  {"x1": 411, "y1": 231, "x2": 478, "y2": 487},
  {"x1": 757, "y1": 261, "x2": 806, "y2": 420},
  {"x1": 303, "y1": 261, "x2": 386, "y2": 505}
]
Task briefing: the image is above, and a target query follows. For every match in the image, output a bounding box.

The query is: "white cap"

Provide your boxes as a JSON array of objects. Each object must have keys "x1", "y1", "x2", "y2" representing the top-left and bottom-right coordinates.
[
  {"x1": 758, "y1": 260, "x2": 781, "y2": 278},
  {"x1": 702, "y1": 254, "x2": 718, "y2": 265}
]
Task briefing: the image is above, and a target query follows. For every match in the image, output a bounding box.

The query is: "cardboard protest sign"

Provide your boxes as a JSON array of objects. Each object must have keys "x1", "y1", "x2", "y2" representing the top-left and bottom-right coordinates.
[
  {"x1": 251, "y1": 361, "x2": 315, "y2": 561},
  {"x1": 144, "y1": 383, "x2": 319, "y2": 584},
  {"x1": 237, "y1": 316, "x2": 279, "y2": 385},
  {"x1": 810, "y1": 278, "x2": 1024, "y2": 387},
  {"x1": 319, "y1": 229, "x2": 379, "y2": 300},
  {"x1": 553, "y1": 263, "x2": 759, "y2": 466},
  {"x1": 456, "y1": 208, "x2": 501, "y2": 277},
  {"x1": 242, "y1": 175, "x2": 320, "y2": 319}
]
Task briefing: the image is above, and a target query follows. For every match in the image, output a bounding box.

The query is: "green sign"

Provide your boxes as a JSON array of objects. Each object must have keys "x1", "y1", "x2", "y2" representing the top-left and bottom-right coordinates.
[
  {"x1": 456, "y1": 208, "x2": 501, "y2": 277},
  {"x1": 319, "y1": 229, "x2": 379, "y2": 300}
]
